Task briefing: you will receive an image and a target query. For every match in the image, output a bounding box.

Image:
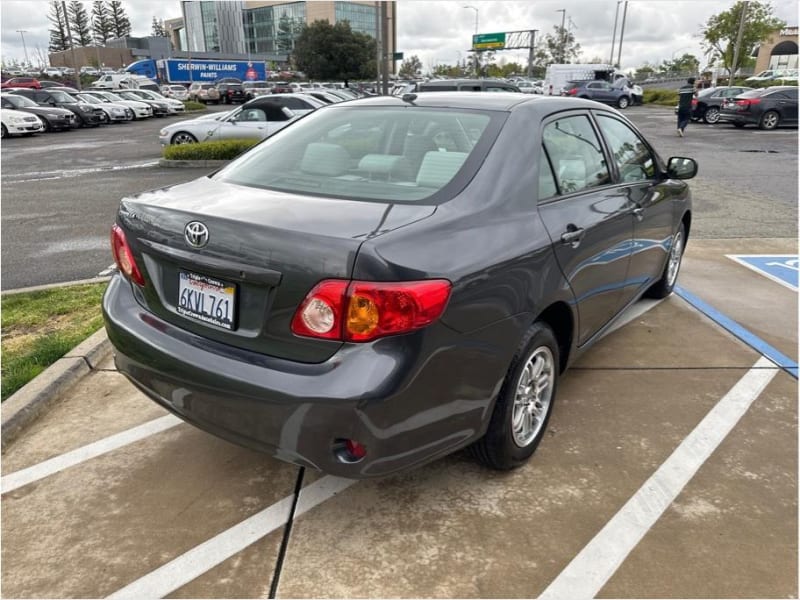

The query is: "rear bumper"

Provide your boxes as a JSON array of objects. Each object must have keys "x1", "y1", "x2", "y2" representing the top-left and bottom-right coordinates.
[
  {"x1": 103, "y1": 275, "x2": 514, "y2": 478},
  {"x1": 719, "y1": 110, "x2": 758, "y2": 125}
]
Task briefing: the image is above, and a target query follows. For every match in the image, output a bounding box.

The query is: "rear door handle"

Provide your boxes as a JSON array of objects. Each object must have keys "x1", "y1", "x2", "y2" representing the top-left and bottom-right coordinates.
[
  {"x1": 560, "y1": 226, "x2": 585, "y2": 246},
  {"x1": 632, "y1": 206, "x2": 644, "y2": 220}
]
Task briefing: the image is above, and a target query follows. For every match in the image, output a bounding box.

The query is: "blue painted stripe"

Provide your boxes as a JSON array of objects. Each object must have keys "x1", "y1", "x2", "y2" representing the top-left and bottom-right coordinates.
[{"x1": 675, "y1": 286, "x2": 798, "y2": 379}]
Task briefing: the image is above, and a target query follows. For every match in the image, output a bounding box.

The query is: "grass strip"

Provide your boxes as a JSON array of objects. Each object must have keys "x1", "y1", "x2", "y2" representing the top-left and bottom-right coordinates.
[{"x1": 1, "y1": 282, "x2": 107, "y2": 401}]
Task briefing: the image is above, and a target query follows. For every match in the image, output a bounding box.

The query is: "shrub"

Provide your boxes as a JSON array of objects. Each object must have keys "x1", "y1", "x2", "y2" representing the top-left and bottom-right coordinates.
[
  {"x1": 163, "y1": 138, "x2": 260, "y2": 161},
  {"x1": 183, "y1": 100, "x2": 207, "y2": 111},
  {"x1": 643, "y1": 88, "x2": 679, "y2": 106}
]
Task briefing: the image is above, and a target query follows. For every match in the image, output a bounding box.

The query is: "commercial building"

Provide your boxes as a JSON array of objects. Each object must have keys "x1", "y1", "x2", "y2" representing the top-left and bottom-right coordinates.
[{"x1": 754, "y1": 26, "x2": 798, "y2": 72}]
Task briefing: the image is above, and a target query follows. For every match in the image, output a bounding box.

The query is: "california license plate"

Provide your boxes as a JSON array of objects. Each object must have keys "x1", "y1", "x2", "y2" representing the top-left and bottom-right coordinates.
[{"x1": 177, "y1": 271, "x2": 236, "y2": 330}]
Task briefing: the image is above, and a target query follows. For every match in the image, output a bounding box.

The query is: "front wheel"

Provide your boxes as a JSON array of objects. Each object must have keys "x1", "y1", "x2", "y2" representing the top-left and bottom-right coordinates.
[
  {"x1": 617, "y1": 95, "x2": 630, "y2": 109},
  {"x1": 759, "y1": 110, "x2": 780, "y2": 130},
  {"x1": 703, "y1": 106, "x2": 720, "y2": 124},
  {"x1": 646, "y1": 223, "x2": 686, "y2": 298},
  {"x1": 469, "y1": 322, "x2": 559, "y2": 470},
  {"x1": 171, "y1": 131, "x2": 198, "y2": 145}
]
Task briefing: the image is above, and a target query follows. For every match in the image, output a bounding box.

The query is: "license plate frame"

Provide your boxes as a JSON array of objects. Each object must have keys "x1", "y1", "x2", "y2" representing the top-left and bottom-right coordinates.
[{"x1": 177, "y1": 271, "x2": 237, "y2": 330}]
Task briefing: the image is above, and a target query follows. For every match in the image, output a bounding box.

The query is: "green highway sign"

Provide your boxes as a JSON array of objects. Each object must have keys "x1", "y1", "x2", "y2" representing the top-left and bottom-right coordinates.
[{"x1": 472, "y1": 32, "x2": 506, "y2": 50}]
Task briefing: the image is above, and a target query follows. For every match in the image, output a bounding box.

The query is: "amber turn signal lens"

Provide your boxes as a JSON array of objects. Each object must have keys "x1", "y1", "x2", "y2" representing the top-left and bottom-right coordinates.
[{"x1": 347, "y1": 294, "x2": 380, "y2": 335}]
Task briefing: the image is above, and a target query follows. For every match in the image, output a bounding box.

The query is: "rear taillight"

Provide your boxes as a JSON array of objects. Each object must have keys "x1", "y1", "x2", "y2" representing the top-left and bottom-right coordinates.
[
  {"x1": 736, "y1": 98, "x2": 761, "y2": 107},
  {"x1": 291, "y1": 279, "x2": 452, "y2": 342},
  {"x1": 691, "y1": 98, "x2": 698, "y2": 107},
  {"x1": 568, "y1": 88, "x2": 578, "y2": 96},
  {"x1": 110, "y1": 224, "x2": 145, "y2": 286}
]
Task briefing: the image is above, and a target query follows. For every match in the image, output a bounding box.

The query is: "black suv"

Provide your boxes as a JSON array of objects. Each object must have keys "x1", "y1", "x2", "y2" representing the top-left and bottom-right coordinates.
[
  {"x1": 563, "y1": 80, "x2": 632, "y2": 109},
  {"x1": 216, "y1": 83, "x2": 246, "y2": 104},
  {"x1": 8, "y1": 88, "x2": 105, "y2": 126}
]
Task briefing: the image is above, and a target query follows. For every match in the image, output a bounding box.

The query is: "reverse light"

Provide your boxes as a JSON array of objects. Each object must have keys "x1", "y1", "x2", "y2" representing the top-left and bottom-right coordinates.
[
  {"x1": 291, "y1": 279, "x2": 452, "y2": 342},
  {"x1": 110, "y1": 224, "x2": 145, "y2": 286}
]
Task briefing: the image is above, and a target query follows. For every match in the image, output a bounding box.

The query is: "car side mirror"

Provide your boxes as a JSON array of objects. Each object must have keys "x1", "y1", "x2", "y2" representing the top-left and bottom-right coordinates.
[{"x1": 667, "y1": 156, "x2": 698, "y2": 180}]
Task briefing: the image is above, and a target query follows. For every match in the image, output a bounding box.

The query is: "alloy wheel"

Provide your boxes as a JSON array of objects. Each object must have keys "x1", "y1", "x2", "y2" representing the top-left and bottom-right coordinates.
[
  {"x1": 666, "y1": 229, "x2": 683, "y2": 287},
  {"x1": 704, "y1": 107, "x2": 720, "y2": 124},
  {"x1": 511, "y1": 346, "x2": 555, "y2": 447},
  {"x1": 760, "y1": 111, "x2": 779, "y2": 130},
  {"x1": 172, "y1": 132, "x2": 197, "y2": 144}
]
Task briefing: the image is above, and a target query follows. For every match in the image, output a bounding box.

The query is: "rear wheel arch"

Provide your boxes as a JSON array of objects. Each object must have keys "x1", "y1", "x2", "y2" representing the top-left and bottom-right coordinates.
[{"x1": 534, "y1": 301, "x2": 574, "y2": 373}]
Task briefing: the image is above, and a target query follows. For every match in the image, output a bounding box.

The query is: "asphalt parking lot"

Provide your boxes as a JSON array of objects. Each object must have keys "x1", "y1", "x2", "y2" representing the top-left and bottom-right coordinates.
[{"x1": 1, "y1": 103, "x2": 798, "y2": 598}]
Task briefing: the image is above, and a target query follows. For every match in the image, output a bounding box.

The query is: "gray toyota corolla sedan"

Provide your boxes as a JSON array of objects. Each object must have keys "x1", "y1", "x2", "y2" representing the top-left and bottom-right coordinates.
[{"x1": 103, "y1": 92, "x2": 696, "y2": 478}]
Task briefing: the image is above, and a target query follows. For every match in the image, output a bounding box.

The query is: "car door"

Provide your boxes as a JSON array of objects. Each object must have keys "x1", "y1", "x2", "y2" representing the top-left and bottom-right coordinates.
[
  {"x1": 593, "y1": 111, "x2": 675, "y2": 309},
  {"x1": 222, "y1": 107, "x2": 272, "y2": 139},
  {"x1": 774, "y1": 88, "x2": 798, "y2": 124},
  {"x1": 536, "y1": 112, "x2": 634, "y2": 345}
]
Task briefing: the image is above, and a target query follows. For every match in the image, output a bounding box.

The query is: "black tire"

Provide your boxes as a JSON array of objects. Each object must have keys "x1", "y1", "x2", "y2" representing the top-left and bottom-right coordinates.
[
  {"x1": 469, "y1": 322, "x2": 559, "y2": 471},
  {"x1": 733, "y1": 122, "x2": 745, "y2": 128},
  {"x1": 617, "y1": 95, "x2": 630, "y2": 109},
  {"x1": 1, "y1": 124, "x2": 7, "y2": 139},
  {"x1": 646, "y1": 222, "x2": 686, "y2": 299},
  {"x1": 758, "y1": 110, "x2": 780, "y2": 130},
  {"x1": 703, "y1": 106, "x2": 720, "y2": 124}
]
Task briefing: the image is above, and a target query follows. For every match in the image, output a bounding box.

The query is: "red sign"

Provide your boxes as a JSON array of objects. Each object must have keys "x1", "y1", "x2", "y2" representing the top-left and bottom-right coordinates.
[{"x1": 245, "y1": 67, "x2": 257, "y2": 81}]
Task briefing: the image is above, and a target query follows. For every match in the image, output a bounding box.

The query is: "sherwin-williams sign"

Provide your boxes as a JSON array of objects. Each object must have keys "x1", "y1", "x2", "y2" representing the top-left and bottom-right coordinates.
[{"x1": 159, "y1": 59, "x2": 267, "y2": 83}]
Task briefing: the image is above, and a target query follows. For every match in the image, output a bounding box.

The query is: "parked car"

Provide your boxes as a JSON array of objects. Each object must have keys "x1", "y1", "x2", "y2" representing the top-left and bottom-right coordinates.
[
  {"x1": 123, "y1": 88, "x2": 185, "y2": 114},
  {"x1": 7, "y1": 88, "x2": 105, "y2": 127},
  {"x1": 161, "y1": 85, "x2": 189, "y2": 101},
  {"x1": 517, "y1": 80, "x2": 542, "y2": 94},
  {"x1": 1, "y1": 77, "x2": 41, "y2": 90},
  {"x1": 674, "y1": 86, "x2": 753, "y2": 124},
  {"x1": 242, "y1": 81, "x2": 271, "y2": 101},
  {"x1": 80, "y1": 66, "x2": 100, "y2": 76},
  {"x1": 74, "y1": 92, "x2": 134, "y2": 122},
  {"x1": 563, "y1": 79, "x2": 633, "y2": 108},
  {"x1": 745, "y1": 69, "x2": 782, "y2": 82},
  {"x1": 114, "y1": 90, "x2": 170, "y2": 117},
  {"x1": 158, "y1": 96, "x2": 302, "y2": 145},
  {"x1": 38, "y1": 80, "x2": 68, "y2": 88},
  {"x1": 0, "y1": 92, "x2": 77, "y2": 131},
  {"x1": 188, "y1": 82, "x2": 221, "y2": 104},
  {"x1": 104, "y1": 92, "x2": 696, "y2": 478},
  {"x1": 1, "y1": 107, "x2": 43, "y2": 137},
  {"x1": 719, "y1": 86, "x2": 798, "y2": 130},
  {"x1": 80, "y1": 90, "x2": 153, "y2": 119},
  {"x1": 216, "y1": 82, "x2": 247, "y2": 104},
  {"x1": 42, "y1": 67, "x2": 64, "y2": 78},
  {"x1": 304, "y1": 90, "x2": 346, "y2": 104},
  {"x1": 417, "y1": 79, "x2": 521, "y2": 93}
]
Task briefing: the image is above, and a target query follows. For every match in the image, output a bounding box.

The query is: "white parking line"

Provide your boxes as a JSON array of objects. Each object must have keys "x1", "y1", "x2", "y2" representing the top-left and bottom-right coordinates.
[
  {"x1": 0, "y1": 415, "x2": 182, "y2": 494},
  {"x1": 106, "y1": 475, "x2": 356, "y2": 600},
  {"x1": 538, "y1": 356, "x2": 778, "y2": 599}
]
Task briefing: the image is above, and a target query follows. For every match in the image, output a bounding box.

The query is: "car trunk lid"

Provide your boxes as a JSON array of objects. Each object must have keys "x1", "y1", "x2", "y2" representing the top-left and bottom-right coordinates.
[{"x1": 118, "y1": 177, "x2": 436, "y2": 363}]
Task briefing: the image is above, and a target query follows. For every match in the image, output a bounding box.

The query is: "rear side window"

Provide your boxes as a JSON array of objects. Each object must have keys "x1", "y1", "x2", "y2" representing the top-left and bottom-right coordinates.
[
  {"x1": 216, "y1": 106, "x2": 502, "y2": 203},
  {"x1": 542, "y1": 115, "x2": 610, "y2": 194}
]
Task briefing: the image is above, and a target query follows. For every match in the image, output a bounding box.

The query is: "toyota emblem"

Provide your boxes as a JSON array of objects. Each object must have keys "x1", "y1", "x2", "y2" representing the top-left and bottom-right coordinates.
[{"x1": 184, "y1": 221, "x2": 209, "y2": 248}]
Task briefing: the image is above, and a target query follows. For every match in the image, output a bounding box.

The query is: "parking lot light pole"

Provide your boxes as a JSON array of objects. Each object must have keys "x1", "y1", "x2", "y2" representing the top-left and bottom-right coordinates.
[
  {"x1": 16, "y1": 30, "x2": 29, "y2": 68},
  {"x1": 556, "y1": 9, "x2": 566, "y2": 63},
  {"x1": 463, "y1": 5, "x2": 479, "y2": 77}
]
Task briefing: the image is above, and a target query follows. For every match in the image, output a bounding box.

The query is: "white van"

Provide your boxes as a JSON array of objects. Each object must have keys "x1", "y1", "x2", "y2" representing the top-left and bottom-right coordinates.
[{"x1": 91, "y1": 74, "x2": 158, "y2": 91}]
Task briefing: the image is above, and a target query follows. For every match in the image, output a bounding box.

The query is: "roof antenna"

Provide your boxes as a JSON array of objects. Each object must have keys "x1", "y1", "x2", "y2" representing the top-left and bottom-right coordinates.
[{"x1": 402, "y1": 93, "x2": 417, "y2": 104}]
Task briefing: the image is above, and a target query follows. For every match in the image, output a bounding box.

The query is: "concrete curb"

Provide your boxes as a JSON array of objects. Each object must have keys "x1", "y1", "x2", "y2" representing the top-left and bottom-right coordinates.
[
  {"x1": 158, "y1": 158, "x2": 230, "y2": 168},
  {"x1": 2, "y1": 276, "x2": 112, "y2": 296},
  {"x1": 1, "y1": 328, "x2": 112, "y2": 450}
]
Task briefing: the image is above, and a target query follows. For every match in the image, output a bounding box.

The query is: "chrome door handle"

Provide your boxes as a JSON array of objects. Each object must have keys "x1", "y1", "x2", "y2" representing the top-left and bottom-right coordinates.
[{"x1": 560, "y1": 226, "x2": 585, "y2": 246}]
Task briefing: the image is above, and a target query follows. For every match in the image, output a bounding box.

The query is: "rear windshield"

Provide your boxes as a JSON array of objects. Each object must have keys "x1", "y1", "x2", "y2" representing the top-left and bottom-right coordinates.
[{"x1": 215, "y1": 106, "x2": 505, "y2": 203}]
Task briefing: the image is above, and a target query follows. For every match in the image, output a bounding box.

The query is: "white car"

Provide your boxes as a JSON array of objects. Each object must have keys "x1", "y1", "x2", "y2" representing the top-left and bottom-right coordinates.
[
  {"x1": 124, "y1": 88, "x2": 185, "y2": 114},
  {"x1": 158, "y1": 100, "x2": 299, "y2": 145},
  {"x1": 80, "y1": 90, "x2": 153, "y2": 119},
  {"x1": 746, "y1": 70, "x2": 782, "y2": 82},
  {"x1": 1, "y1": 108, "x2": 43, "y2": 138},
  {"x1": 161, "y1": 85, "x2": 189, "y2": 101},
  {"x1": 74, "y1": 92, "x2": 133, "y2": 122},
  {"x1": 42, "y1": 67, "x2": 63, "y2": 78}
]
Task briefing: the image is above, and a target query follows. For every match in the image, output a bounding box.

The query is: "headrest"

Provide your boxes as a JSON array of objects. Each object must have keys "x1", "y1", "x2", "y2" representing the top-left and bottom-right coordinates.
[
  {"x1": 416, "y1": 151, "x2": 468, "y2": 188},
  {"x1": 300, "y1": 143, "x2": 349, "y2": 176}
]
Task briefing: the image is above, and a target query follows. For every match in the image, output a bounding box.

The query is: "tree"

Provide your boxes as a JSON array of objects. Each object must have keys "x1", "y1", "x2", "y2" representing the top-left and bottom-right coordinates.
[
  {"x1": 108, "y1": 0, "x2": 131, "y2": 39},
  {"x1": 49, "y1": 1, "x2": 72, "y2": 52},
  {"x1": 398, "y1": 55, "x2": 422, "y2": 78},
  {"x1": 68, "y1": 1, "x2": 92, "y2": 47},
  {"x1": 701, "y1": 1, "x2": 784, "y2": 77},
  {"x1": 91, "y1": 1, "x2": 113, "y2": 44},
  {"x1": 151, "y1": 16, "x2": 166, "y2": 37},
  {"x1": 544, "y1": 25, "x2": 581, "y2": 64},
  {"x1": 293, "y1": 20, "x2": 377, "y2": 82}
]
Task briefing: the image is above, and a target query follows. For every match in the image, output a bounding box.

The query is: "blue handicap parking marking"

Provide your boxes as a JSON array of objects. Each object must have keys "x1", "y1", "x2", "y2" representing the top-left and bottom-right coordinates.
[{"x1": 727, "y1": 255, "x2": 799, "y2": 291}]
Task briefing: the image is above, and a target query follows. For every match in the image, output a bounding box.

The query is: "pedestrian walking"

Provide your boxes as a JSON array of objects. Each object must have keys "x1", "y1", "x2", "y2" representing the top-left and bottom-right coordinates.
[{"x1": 676, "y1": 77, "x2": 696, "y2": 137}]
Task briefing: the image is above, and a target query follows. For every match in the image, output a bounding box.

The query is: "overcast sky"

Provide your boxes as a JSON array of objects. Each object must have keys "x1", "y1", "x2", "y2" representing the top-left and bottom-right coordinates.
[{"x1": 1, "y1": 0, "x2": 797, "y2": 72}]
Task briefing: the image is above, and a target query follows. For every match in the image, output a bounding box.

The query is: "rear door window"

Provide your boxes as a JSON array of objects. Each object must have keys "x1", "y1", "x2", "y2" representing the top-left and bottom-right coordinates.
[{"x1": 542, "y1": 114, "x2": 610, "y2": 194}]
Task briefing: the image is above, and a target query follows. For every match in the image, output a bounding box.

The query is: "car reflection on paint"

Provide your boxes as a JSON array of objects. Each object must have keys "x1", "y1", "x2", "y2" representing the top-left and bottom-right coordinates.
[{"x1": 103, "y1": 92, "x2": 696, "y2": 478}]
